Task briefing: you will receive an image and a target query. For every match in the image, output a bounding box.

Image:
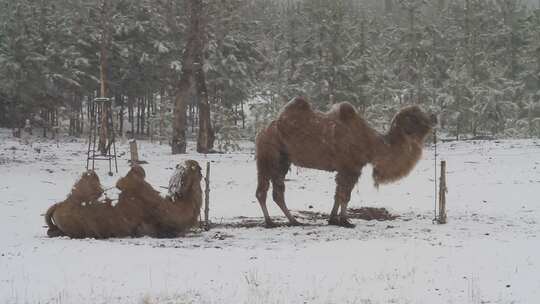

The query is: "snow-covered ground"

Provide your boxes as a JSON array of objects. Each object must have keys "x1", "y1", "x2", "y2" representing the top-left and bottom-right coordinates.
[{"x1": 1, "y1": 129, "x2": 539, "y2": 304}]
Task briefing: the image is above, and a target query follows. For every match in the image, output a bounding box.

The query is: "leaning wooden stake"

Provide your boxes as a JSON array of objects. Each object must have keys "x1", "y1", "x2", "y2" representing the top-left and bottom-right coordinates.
[
  {"x1": 203, "y1": 161, "x2": 211, "y2": 230},
  {"x1": 129, "y1": 139, "x2": 148, "y2": 165},
  {"x1": 437, "y1": 160, "x2": 448, "y2": 224}
]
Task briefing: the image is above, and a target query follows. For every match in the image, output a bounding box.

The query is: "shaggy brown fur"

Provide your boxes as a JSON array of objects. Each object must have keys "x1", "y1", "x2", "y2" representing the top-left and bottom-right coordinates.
[
  {"x1": 45, "y1": 160, "x2": 203, "y2": 239},
  {"x1": 255, "y1": 97, "x2": 436, "y2": 228}
]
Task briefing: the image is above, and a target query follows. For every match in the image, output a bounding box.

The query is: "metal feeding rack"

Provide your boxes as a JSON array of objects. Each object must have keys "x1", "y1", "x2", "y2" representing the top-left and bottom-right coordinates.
[{"x1": 86, "y1": 97, "x2": 118, "y2": 175}]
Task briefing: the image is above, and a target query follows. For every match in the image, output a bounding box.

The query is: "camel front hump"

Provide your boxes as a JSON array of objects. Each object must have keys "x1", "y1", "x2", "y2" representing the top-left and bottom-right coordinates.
[{"x1": 277, "y1": 115, "x2": 338, "y2": 171}]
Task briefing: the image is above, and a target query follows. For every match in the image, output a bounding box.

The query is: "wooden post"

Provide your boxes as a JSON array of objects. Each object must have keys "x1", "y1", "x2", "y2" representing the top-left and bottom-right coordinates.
[
  {"x1": 204, "y1": 161, "x2": 211, "y2": 230},
  {"x1": 129, "y1": 140, "x2": 139, "y2": 166},
  {"x1": 438, "y1": 160, "x2": 448, "y2": 224}
]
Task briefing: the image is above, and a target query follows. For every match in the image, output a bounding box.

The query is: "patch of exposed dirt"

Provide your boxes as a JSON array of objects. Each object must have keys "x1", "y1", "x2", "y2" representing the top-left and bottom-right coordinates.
[
  {"x1": 348, "y1": 207, "x2": 399, "y2": 220},
  {"x1": 213, "y1": 217, "x2": 276, "y2": 229},
  {"x1": 297, "y1": 207, "x2": 398, "y2": 221},
  {"x1": 212, "y1": 207, "x2": 398, "y2": 229}
]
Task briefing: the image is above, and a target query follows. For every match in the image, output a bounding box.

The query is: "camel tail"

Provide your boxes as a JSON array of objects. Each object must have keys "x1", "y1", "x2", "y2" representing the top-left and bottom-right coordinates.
[{"x1": 45, "y1": 204, "x2": 64, "y2": 237}]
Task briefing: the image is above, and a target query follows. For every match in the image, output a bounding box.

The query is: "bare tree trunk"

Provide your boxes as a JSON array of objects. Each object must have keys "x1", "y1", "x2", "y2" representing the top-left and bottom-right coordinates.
[
  {"x1": 385, "y1": 0, "x2": 393, "y2": 14},
  {"x1": 78, "y1": 96, "x2": 84, "y2": 134},
  {"x1": 141, "y1": 96, "x2": 146, "y2": 136},
  {"x1": 147, "y1": 92, "x2": 151, "y2": 137},
  {"x1": 128, "y1": 95, "x2": 135, "y2": 138},
  {"x1": 159, "y1": 88, "x2": 165, "y2": 144},
  {"x1": 191, "y1": 0, "x2": 214, "y2": 153},
  {"x1": 69, "y1": 93, "x2": 76, "y2": 136},
  {"x1": 195, "y1": 64, "x2": 214, "y2": 153},
  {"x1": 136, "y1": 97, "x2": 141, "y2": 135},
  {"x1": 189, "y1": 104, "x2": 195, "y2": 133},
  {"x1": 438, "y1": 0, "x2": 446, "y2": 11},
  {"x1": 240, "y1": 98, "x2": 245, "y2": 129},
  {"x1": 172, "y1": 79, "x2": 191, "y2": 154},
  {"x1": 171, "y1": 0, "x2": 201, "y2": 154},
  {"x1": 118, "y1": 95, "x2": 124, "y2": 136},
  {"x1": 98, "y1": 0, "x2": 112, "y2": 155}
]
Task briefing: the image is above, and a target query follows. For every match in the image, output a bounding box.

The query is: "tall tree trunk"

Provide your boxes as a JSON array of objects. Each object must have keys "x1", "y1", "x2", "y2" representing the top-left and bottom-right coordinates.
[
  {"x1": 438, "y1": 0, "x2": 445, "y2": 11},
  {"x1": 172, "y1": 79, "x2": 192, "y2": 154},
  {"x1": 140, "y1": 96, "x2": 145, "y2": 136},
  {"x1": 77, "y1": 96, "x2": 83, "y2": 135},
  {"x1": 98, "y1": 0, "x2": 112, "y2": 155},
  {"x1": 195, "y1": 63, "x2": 214, "y2": 153},
  {"x1": 147, "y1": 92, "x2": 151, "y2": 137},
  {"x1": 193, "y1": 0, "x2": 214, "y2": 153},
  {"x1": 159, "y1": 88, "x2": 166, "y2": 144},
  {"x1": 137, "y1": 97, "x2": 141, "y2": 135},
  {"x1": 189, "y1": 104, "x2": 195, "y2": 132},
  {"x1": 240, "y1": 98, "x2": 245, "y2": 129},
  {"x1": 171, "y1": 0, "x2": 201, "y2": 154},
  {"x1": 129, "y1": 95, "x2": 135, "y2": 138},
  {"x1": 385, "y1": 0, "x2": 393, "y2": 14},
  {"x1": 118, "y1": 94, "x2": 124, "y2": 136},
  {"x1": 69, "y1": 93, "x2": 76, "y2": 136}
]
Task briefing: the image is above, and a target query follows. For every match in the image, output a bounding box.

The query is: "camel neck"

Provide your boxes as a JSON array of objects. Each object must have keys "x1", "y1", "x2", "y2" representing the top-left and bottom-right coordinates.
[
  {"x1": 178, "y1": 186, "x2": 202, "y2": 205},
  {"x1": 371, "y1": 129, "x2": 423, "y2": 186}
]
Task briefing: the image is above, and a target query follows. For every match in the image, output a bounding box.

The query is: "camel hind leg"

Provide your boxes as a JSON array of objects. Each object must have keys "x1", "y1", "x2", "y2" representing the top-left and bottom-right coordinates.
[
  {"x1": 256, "y1": 154, "x2": 299, "y2": 227},
  {"x1": 255, "y1": 122, "x2": 300, "y2": 227},
  {"x1": 271, "y1": 176, "x2": 301, "y2": 226},
  {"x1": 255, "y1": 130, "x2": 284, "y2": 227},
  {"x1": 256, "y1": 174, "x2": 275, "y2": 227},
  {"x1": 269, "y1": 149, "x2": 301, "y2": 226},
  {"x1": 255, "y1": 148, "x2": 299, "y2": 227}
]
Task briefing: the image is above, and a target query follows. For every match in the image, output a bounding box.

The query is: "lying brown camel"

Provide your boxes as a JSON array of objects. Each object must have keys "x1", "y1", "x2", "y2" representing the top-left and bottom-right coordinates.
[
  {"x1": 255, "y1": 97, "x2": 436, "y2": 228},
  {"x1": 45, "y1": 160, "x2": 202, "y2": 238}
]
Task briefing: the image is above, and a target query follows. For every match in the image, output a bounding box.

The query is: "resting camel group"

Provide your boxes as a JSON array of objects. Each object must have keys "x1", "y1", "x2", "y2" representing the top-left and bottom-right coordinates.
[
  {"x1": 45, "y1": 160, "x2": 203, "y2": 238},
  {"x1": 45, "y1": 96, "x2": 436, "y2": 238}
]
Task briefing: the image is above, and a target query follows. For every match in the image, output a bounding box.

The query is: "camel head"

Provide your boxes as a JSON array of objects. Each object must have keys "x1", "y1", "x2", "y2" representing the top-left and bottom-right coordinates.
[
  {"x1": 372, "y1": 106, "x2": 437, "y2": 187},
  {"x1": 168, "y1": 160, "x2": 203, "y2": 200},
  {"x1": 389, "y1": 105, "x2": 437, "y2": 141},
  {"x1": 70, "y1": 171, "x2": 103, "y2": 201}
]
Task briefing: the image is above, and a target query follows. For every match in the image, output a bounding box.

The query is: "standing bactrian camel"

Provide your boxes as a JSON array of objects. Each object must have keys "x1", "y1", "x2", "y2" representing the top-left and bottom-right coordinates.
[{"x1": 255, "y1": 97, "x2": 437, "y2": 228}]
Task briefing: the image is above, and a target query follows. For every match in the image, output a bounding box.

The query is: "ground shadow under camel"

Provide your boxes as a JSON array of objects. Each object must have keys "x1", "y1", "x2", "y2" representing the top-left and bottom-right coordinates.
[{"x1": 213, "y1": 207, "x2": 398, "y2": 229}]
